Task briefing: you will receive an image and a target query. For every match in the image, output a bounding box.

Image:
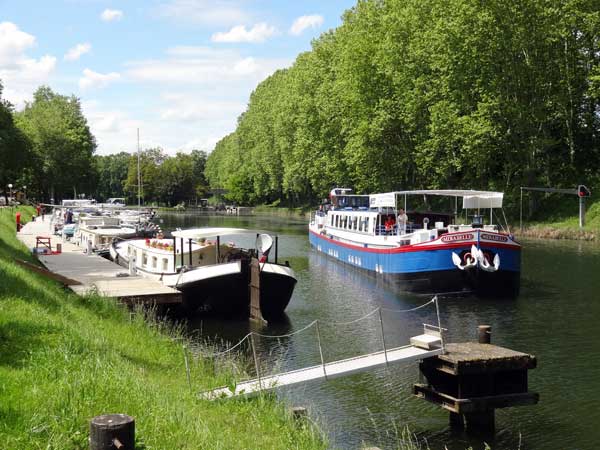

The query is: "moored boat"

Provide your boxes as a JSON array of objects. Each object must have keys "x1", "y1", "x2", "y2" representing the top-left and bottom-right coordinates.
[
  {"x1": 110, "y1": 228, "x2": 297, "y2": 318},
  {"x1": 309, "y1": 188, "x2": 520, "y2": 296}
]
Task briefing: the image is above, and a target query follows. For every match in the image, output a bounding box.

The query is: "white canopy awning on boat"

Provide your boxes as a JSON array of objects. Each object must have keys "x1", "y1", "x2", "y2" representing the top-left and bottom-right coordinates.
[
  {"x1": 171, "y1": 227, "x2": 270, "y2": 240},
  {"x1": 369, "y1": 190, "x2": 504, "y2": 209}
]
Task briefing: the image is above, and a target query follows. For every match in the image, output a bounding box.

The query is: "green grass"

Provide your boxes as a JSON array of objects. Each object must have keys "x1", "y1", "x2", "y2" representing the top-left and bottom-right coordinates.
[
  {"x1": 517, "y1": 196, "x2": 600, "y2": 240},
  {"x1": 0, "y1": 206, "x2": 326, "y2": 449}
]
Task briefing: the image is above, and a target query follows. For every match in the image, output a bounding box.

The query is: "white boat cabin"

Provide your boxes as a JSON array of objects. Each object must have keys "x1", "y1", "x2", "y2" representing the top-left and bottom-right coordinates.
[
  {"x1": 119, "y1": 238, "x2": 238, "y2": 274},
  {"x1": 313, "y1": 188, "x2": 506, "y2": 247}
]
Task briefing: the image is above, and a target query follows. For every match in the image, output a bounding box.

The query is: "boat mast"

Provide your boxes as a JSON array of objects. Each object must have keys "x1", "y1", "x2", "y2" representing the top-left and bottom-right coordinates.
[{"x1": 137, "y1": 128, "x2": 141, "y2": 211}]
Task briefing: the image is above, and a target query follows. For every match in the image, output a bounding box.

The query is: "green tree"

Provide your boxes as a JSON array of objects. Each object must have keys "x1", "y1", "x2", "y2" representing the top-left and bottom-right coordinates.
[
  {"x1": 15, "y1": 86, "x2": 96, "y2": 202},
  {"x1": 0, "y1": 80, "x2": 32, "y2": 203},
  {"x1": 93, "y1": 152, "x2": 131, "y2": 201},
  {"x1": 123, "y1": 148, "x2": 165, "y2": 205}
]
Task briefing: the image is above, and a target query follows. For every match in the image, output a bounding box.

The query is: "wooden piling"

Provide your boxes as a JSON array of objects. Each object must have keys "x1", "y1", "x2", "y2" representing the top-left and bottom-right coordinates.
[
  {"x1": 90, "y1": 414, "x2": 134, "y2": 450},
  {"x1": 414, "y1": 327, "x2": 538, "y2": 434},
  {"x1": 290, "y1": 406, "x2": 307, "y2": 421},
  {"x1": 249, "y1": 257, "x2": 266, "y2": 324},
  {"x1": 478, "y1": 325, "x2": 491, "y2": 344}
]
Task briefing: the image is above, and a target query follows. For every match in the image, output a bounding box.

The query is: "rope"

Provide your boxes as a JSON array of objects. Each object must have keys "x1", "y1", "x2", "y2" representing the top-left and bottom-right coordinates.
[
  {"x1": 199, "y1": 297, "x2": 439, "y2": 358},
  {"x1": 380, "y1": 298, "x2": 435, "y2": 314},
  {"x1": 252, "y1": 320, "x2": 317, "y2": 339},
  {"x1": 199, "y1": 333, "x2": 252, "y2": 358},
  {"x1": 323, "y1": 308, "x2": 380, "y2": 326}
]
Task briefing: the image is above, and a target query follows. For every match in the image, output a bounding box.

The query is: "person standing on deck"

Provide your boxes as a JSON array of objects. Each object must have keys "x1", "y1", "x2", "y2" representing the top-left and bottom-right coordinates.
[{"x1": 397, "y1": 208, "x2": 408, "y2": 235}]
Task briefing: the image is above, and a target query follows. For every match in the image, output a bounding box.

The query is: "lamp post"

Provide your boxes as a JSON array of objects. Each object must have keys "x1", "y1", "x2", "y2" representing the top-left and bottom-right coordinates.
[{"x1": 8, "y1": 183, "x2": 13, "y2": 206}]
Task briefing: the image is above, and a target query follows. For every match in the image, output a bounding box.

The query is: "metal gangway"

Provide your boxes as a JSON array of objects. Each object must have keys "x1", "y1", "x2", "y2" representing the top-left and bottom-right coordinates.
[{"x1": 200, "y1": 297, "x2": 445, "y2": 400}]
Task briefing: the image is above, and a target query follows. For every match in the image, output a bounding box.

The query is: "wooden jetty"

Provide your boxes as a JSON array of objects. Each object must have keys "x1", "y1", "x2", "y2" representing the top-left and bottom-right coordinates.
[
  {"x1": 16, "y1": 219, "x2": 182, "y2": 305},
  {"x1": 413, "y1": 326, "x2": 539, "y2": 432}
]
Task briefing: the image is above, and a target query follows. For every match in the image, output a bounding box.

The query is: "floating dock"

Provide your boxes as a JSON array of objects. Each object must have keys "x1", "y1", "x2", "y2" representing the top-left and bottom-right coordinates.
[{"x1": 17, "y1": 219, "x2": 182, "y2": 305}]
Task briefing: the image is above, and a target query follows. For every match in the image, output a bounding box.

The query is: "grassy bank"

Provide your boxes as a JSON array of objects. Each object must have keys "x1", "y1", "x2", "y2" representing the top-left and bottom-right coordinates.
[
  {"x1": 516, "y1": 198, "x2": 600, "y2": 241},
  {"x1": 0, "y1": 206, "x2": 325, "y2": 449}
]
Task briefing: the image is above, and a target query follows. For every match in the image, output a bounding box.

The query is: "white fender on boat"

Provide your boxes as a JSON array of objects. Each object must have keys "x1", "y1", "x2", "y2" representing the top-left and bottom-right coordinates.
[
  {"x1": 452, "y1": 247, "x2": 478, "y2": 270},
  {"x1": 452, "y1": 252, "x2": 464, "y2": 270},
  {"x1": 477, "y1": 250, "x2": 501, "y2": 272}
]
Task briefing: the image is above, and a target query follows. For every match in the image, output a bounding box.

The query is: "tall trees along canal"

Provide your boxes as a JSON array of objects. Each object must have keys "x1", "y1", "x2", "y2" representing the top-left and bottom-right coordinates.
[{"x1": 205, "y1": 0, "x2": 600, "y2": 211}]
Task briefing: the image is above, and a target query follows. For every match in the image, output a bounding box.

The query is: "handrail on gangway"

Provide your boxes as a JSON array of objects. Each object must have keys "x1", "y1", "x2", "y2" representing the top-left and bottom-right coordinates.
[{"x1": 199, "y1": 296, "x2": 446, "y2": 400}]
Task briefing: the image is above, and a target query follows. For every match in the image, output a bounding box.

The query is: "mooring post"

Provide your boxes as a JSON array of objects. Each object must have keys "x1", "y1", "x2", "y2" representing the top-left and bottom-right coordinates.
[
  {"x1": 275, "y1": 236, "x2": 278, "y2": 264},
  {"x1": 579, "y1": 196, "x2": 585, "y2": 228},
  {"x1": 478, "y1": 325, "x2": 491, "y2": 344},
  {"x1": 290, "y1": 406, "x2": 307, "y2": 421},
  {"x1": 90, "y1": 414, "x2": 135, "y2": 450},
  {"x1": 188, "y1": 238, "x2": 193, "y2": 266},
  {"x1": 249, "y1": 257, "x2": 266, "y2": 324}
]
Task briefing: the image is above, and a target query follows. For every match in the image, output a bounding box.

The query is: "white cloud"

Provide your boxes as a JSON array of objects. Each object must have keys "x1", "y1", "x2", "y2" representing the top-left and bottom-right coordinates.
[
  {"x1": 156, "y1": 0, "x2": 250, "y2": 26},
  {"x1": 125, "y1": 46, "x2": 290, "y2": 86},
  {"x1": 64, "y1": 42, "x2": 91, "y2": 61},
  {"x1": 0, "y1": 22, "x2": 35, "y2": 63},
  {"x1": 211, "y1": 23, "x2": 276, "y2": 43},
  {"x1": 160, "y1": 92, "x2": 245, "y2": 122},
  {"x1": 79, "y1": 68, "x2": 120, "y2": 90},
  {"x1": 101, "y1": 9, "x2": 123, "y2": 22},
  {"x1": 289, "y1": 14, "x2": 324, "y2": 36},
  {"x1": 0, "y1": 22, "x2": 56, "y2": 108}
]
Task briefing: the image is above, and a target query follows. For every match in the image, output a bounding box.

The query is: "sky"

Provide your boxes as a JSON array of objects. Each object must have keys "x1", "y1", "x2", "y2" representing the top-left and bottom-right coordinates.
[{"x1": 0, "y1": 0, "x2": 356, "y2": 155}]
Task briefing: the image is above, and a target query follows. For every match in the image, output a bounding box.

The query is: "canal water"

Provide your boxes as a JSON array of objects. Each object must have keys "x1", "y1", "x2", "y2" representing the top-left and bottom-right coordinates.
[{"x1": 162, "y1": 212, "x2": 599, "y2": 450}]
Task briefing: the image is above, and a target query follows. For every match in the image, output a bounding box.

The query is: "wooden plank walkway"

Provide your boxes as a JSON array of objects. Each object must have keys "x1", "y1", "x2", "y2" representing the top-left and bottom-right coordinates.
[
  {"x1": 17, "y1": 219, "x2": 181, "y2": 304},
  {"x1": 201, "y1": 344, "x2": 443, "y2": 400}
]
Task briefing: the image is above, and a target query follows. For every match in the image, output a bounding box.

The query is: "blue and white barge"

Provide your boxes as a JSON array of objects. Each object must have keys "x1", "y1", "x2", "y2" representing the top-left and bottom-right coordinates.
[{"x1": 309, "y1": 189, "x2": 520, "y2": 296}]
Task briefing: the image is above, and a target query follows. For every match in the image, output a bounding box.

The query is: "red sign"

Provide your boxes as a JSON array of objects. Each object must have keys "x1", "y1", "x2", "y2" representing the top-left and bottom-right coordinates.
[
  {"x1": 480, "y1": 233, "x2": 508, "y2": 242},
  {"x1": 441, "y1": 233, "x2": 474, "y2": 243}
]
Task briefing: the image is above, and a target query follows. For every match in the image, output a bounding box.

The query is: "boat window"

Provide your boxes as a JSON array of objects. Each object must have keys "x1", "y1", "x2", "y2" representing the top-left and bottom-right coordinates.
[
  {"x1": 142, "y1": 252, "x2": 148, "y2": 266},
  {"x1": 162, "y1": 258, "x2": 168, "y2": 271},
  {"x1": 352, "y1": 216, "x2": 358, "y2": 230},
  {"x1": 365, "y1": 217, "x2": 370, "y2": 233},
  {"x1": 152, "y1": 256, "x2": 157, "y2": 268},
  {"x1": 330, "y1": 215, "x2": 334, "y2": 226},
  {"x1": 335, "y1": 215, "x2": 339, "y2": 228}
]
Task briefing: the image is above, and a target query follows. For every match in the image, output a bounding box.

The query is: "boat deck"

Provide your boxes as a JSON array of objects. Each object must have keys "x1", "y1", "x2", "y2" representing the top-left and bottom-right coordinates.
[{"x1": 17, "y1": 219, "x2": 182, "y2": 305}]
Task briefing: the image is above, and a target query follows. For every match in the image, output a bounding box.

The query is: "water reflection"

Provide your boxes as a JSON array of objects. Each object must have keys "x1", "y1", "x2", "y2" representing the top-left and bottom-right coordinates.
[{"x1": 161, "y1": 212, "x2": 600, "y2": 450}]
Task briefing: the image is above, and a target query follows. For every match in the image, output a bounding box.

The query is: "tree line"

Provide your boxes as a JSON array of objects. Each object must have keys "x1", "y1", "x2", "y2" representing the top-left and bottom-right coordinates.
[
  {"x1": 205, "y1": 0, "x2": 600, "y2": 213},
  {"x1": 0, "y1": 83, "x2": 208, "y2": 206}
]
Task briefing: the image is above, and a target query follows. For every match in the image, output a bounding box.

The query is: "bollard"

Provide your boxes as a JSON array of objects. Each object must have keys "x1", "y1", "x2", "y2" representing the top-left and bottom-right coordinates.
[
  {"x1": 90, "y1": 414, "x2": 135, "y2": 450},
  {"x1": 16, "y1": 211, "x2": 21, "y2": 232},
  {"x1": 478, "y1": 325, "x2": 491, "y2": 344},
  {"x1": 56, "y1": 243, "x2": 62, "y2": 254}
]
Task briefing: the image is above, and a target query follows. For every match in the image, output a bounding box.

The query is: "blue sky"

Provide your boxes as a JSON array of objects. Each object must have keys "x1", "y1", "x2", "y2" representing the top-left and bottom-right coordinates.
[{"x1": 0, "y1": 0, "x2": 356, "y2": 155}]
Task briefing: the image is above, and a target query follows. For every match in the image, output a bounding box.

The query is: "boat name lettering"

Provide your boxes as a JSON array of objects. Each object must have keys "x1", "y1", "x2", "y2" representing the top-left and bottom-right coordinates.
[
  {"x1": 480, "y1": 233, "x2": 508, "y2": 242},
  {"x1": 441, "y1": 233, "x2": 473, "y2": 242}
]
